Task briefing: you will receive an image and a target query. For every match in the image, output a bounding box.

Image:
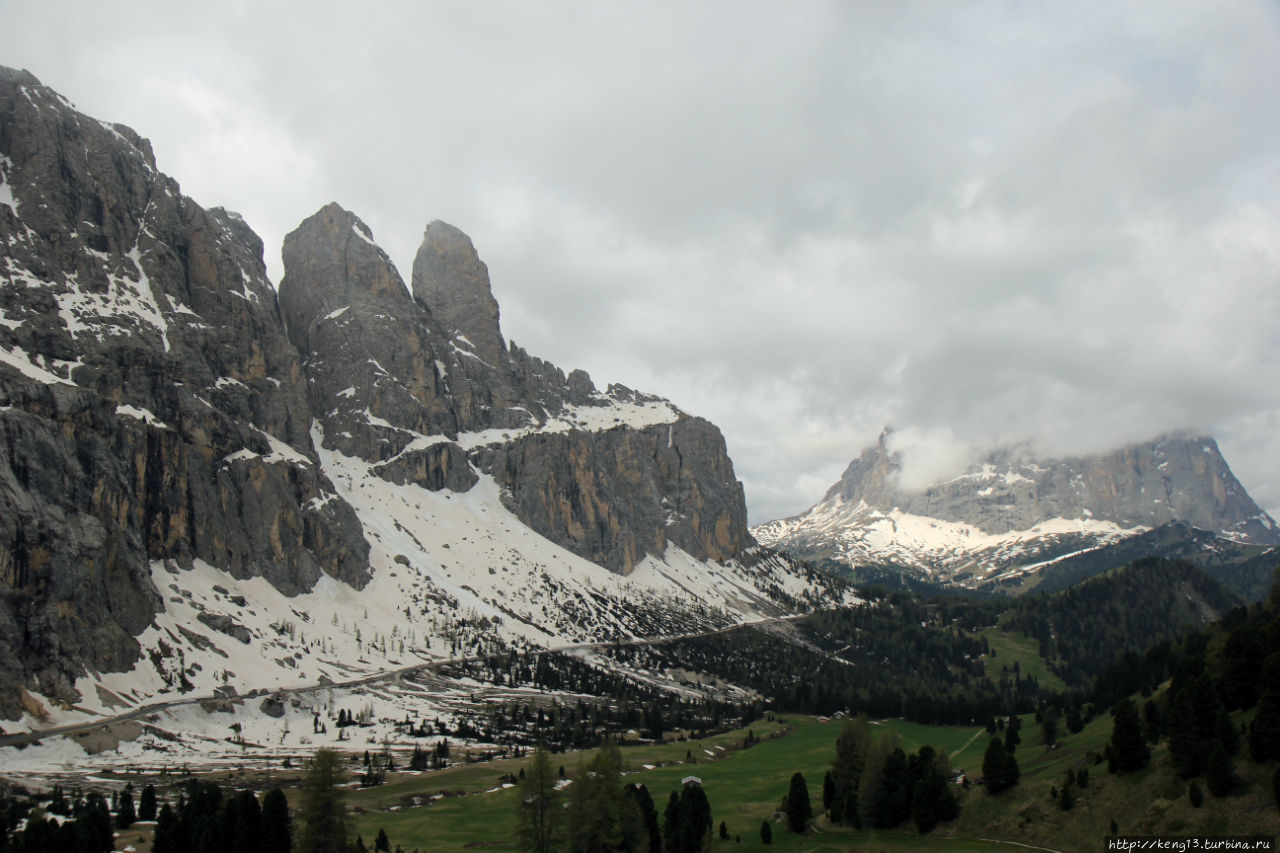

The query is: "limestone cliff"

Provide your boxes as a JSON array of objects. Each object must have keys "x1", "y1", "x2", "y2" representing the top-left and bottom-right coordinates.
[
  {"x1": 278, "y1": 203, "x2": 752, "y2": 574},
  {"x1": 0, "y1": 68, "x2": 368, "y2": 717}
]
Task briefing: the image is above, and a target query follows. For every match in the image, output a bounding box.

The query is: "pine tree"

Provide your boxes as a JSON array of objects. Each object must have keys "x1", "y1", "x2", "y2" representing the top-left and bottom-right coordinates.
[
  {"x1": 1188, "y1": 780, "x2": 1204, "y2": 808},
  {"x1": 153, "y1": 802, "x2": 177, "y2": 853},
  {"x1": 516, "y1": 744, "x2": 561, "y2": 853},
  {"x1": 298, "y1": 748, "x2": 350, "y2": 853},
  {"x1": 117, "y1": 786, "x2": 136, "y2": 829},
  {"x1": 374, "y1": 828, "x2": 391, "y2": 851},
  {"x1": 828, "y1": 717, "x2": 869, "y2": 826},
  {"x1": 759, "y1": 819, "x2": 771, "y2": 845},
  {"x1": 982, "y1": 738, "x2": 1019, "y2": 793},
  {"x1": 138, "y1": 784, "x2": 158, "y2": 822},
  {"x1": 1205, "y1": 742, "x2": 1236, "y2": 796},
  {"x1": 784, "y1": 772, "x2": 812, "y2": 834},
  {"x1": 228, "y1": 789, "x2": 262, "y2": 853},
  {"x1": 567, "y1": 742, "x2": 626, "y2": 852},
  {"x1": 664, "y1": 790, "x2": 684, "y2": 853},
  {"x1": 1249, "y1": 687, "x2": 1280, "y2": 762},
  {"x1": 261, "y1": 788, "x2": 293, "y2": 853},
  {"x1": 623, "y1": 784, "x2": 660, "y2": 853},
  {"x1": 1108, "y1": 698, "x2": 1150, "y2": 773}
]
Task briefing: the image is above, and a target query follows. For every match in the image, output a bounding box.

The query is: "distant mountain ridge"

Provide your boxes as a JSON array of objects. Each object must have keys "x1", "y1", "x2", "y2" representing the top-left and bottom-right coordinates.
[{"x1": 753, "y1": 430, "x2": 1279, "y2": 589}]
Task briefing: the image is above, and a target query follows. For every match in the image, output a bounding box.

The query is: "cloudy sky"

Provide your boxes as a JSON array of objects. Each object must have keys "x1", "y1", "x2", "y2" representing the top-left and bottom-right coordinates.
[{"x1": 3, "y1": 1, "x2": 1277, "y2": 524}]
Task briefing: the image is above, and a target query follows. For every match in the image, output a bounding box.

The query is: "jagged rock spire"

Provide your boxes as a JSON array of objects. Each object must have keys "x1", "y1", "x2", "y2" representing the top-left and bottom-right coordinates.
[{"x1": 411, "y1": 220, "x2": 507, "y2": 368}]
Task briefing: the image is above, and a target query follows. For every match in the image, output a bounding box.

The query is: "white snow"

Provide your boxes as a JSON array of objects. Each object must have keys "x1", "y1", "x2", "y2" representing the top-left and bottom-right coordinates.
[
  {"x1": 0, "y1": 155, "x2": 16, "y2": 211},
  {"x1": 754, "y1": 496, "x2": 1146, "y2": 584},
  {"x1": 0, "y1": 346, "x2": 78, "y2": 386},
  {"x1": 55, "y1": 247, "x2": 172, "y2": 352},
  {"x1": 115, "y1": 404, "x2": 168, "y2": 429}
]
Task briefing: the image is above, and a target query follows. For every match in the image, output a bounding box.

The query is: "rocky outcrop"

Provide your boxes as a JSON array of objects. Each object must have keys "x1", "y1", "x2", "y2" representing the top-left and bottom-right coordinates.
[
  {"x1": 481, "y1": 417, "x2": 750, "y2": 573},
  {"x1": 412, "y1": 220, "x2": 506, "y2": 369},
  {"x1": 0, "y1": 68, "x2": 368, "y2": 717},
  {"x1": 279, "y1": 201, "x2": 754, "y2": 574}
]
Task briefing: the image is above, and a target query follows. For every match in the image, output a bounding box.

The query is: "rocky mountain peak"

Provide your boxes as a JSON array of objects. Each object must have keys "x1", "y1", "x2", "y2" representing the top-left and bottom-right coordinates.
[
  {"x1": 826, "y1": 427, "x2": 898, "y2": 504},
  {"x1": 278, "y1": 203, "x2": 409, "y2": 354},
  {"x1": 755, "y1": 430, "x2": 1279, "y2": 589},
  {"x1": 411, "y1": 219, "x2": 506, "y2": 368}
]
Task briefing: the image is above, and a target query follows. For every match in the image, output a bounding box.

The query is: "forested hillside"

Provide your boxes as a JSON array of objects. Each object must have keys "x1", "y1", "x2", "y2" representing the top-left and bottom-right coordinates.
[{"x1": 1003, "y1": 557, "x2": 1241, "y2": 685}]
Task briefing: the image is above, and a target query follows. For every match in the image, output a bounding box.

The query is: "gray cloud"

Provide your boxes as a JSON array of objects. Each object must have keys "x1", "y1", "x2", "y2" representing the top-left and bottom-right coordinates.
[{"x1": 4, "y1": 0, "x2": 1276, "y2": 524}]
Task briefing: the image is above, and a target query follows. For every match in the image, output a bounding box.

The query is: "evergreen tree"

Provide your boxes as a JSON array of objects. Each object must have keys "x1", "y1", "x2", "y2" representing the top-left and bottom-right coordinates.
[
  {"x1": 1065, "y1": 705, "x2": 1084, "y2": 735},
  {"x1": 567, "y1": 742, "x2": 626, "y2": 852},
  {"x1": 153, "y1": 802, "x2": 177, "y2": 853},
  {"x1": 1205, "y1": 742, "x2": 1236, "y2": 797},
  {"x1": 1188, "y1": 780, "x2": 1204, "y2": 808},
  {"x1": 375, "y1": 828, "x2": 391, "y2": 851},
  {"x1": 261, "y1": 788, "x2": 293, "y2": 853},
  {"x1": 678, "y1": 783, "x2": 712, "y2": 852},
  {"x1": 759, "y1": 820, "x2": 771, "y2": 845},
  {"x1": 227, "y1": 789, "x2": 263, "y2": 853},
  {"x1": 1059, "y1": 782, "x2": 1074, "y2": 812},
  {"x1": 827, "y1": 717, "x2": 869, "y2": 826},
  {"x1": 857, "y1": 730, "x2": 895, "y2": 829},
  {"x1": 1167, "y1": 686, "x2": 1204, "y2": 776},
  {"x1": 1003, "y1": 717, "x2": 1021, "y2": 754},
  {"x1": 981, "y1": 738, "x2": 1019, "y2": 793},
  {"x1": 822, "y1": 771, "x2": 834, "y2": 815},
  {"x1": 663, "y1": 790, "x2": 684, "y2": 853},
  {"x1": 516, "y1": 744, "x2": 561, "y2": 853},
  {"x1": 1249, "y1": 687, "x2": 1280, "y2": 762},
  {"x1": 784, "y1": 772, "x2": 811, "y2": 834},
  {"x1": 1108, "y1": 698, "x2": 1150, "y2": 773},
  {"x1": 138, "y1": 784, "x2": 158, "y2": 822},
  {"x1": 298, "y1": 748, "x2": 350, "y2": 853},
  {"x1": 1040, "y1": 705, "x2": 1059, "y2": 745},
  {"x1": 623, "y1": 784, "x2": 660, "y2": 853},
  {"x1": 117, "y1": 786, "x2": 136, "y2": 829}
]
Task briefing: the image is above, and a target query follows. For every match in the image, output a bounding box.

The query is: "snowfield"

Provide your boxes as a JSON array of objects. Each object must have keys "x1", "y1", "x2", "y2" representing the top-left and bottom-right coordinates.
[{"x1": 2, "y1": 417, "x2": 853, "y2": 776}]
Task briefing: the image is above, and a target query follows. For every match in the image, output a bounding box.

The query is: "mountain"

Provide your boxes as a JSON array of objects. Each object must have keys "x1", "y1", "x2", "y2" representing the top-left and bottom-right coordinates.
[
  {"x1": 0, "y1": 67, "x2": 847, "y2": 733},
  {"x1": 753, "y1": 429, "x2": 1280, "y2": 590}
]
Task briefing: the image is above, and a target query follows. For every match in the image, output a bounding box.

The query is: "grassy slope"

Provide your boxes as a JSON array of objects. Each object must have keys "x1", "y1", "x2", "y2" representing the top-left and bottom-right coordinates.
[
  {"x1": 348, "y1": 709, "x2": 1276, "y2": 853},
  {"x1": 977, "y1": 627, "x2": 1069, "y2": 694}
]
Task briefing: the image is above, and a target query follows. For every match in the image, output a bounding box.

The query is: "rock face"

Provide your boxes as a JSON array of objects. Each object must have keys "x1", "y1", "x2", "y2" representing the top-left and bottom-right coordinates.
[
  {"x1": 754, "y1": 430, "x2": 1279, "y2": 586},
  {"x1": 411, "y1": 220, "x2": 506, "y2": 369},
  {"x1": 0, "y1": 69, "x2": 373, "y2": 717},
  {"x1": 0, "y1": 68, "x2": 756, "y2": 717},
  {"x1": 278, "y1": 203, "x2": 752, "y2": 574}
]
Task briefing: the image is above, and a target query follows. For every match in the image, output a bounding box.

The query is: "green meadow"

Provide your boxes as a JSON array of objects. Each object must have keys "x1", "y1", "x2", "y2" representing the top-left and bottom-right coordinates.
[{"x1": 347, "y1": 716, "x2": 1036, "y2": 853}]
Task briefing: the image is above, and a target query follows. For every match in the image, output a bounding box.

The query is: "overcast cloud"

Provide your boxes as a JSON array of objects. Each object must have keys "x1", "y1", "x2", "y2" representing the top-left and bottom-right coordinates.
[{"x1": 3, "y1": 1, "x2": 1277, "y2": 524}]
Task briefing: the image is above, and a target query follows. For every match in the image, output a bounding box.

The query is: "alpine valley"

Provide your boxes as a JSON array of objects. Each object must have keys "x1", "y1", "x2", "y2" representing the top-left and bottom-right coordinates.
[
  {"x1": 0, "y1": 67, "x2": 849, "y2": 773},
  {"x1": 0, "y1": 62, "x2": 1277, "y2": 831}
]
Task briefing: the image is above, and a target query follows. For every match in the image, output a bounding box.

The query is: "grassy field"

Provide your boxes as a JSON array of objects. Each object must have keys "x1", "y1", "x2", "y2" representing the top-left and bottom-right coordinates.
[
  {"x1": 977, "y1": 627, "x2": 1069, "y2": 694},
  {"x1": 347, "y1": 716, "x2": 1059, "y2": 853},
  {"x1": 106, "y1": 708, "x2": 1272, "y2": 852}
]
